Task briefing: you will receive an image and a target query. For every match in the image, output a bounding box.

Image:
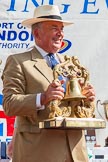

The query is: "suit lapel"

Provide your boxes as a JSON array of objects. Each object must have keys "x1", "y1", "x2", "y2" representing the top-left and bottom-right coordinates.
[{"x1": 30, "y1": 47, "x2": 53, "y2": 83}]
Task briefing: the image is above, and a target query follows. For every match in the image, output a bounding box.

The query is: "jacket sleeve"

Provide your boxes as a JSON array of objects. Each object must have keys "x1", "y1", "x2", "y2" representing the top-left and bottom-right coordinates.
[{"x1": 2, "y1": 55, "x2": 37, "y2": 117}]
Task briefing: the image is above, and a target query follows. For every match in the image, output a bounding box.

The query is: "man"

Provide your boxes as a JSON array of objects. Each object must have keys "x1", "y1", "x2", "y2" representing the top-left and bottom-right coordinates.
[{"x1": 2, "y1": 5, "x2": 95, "y2": 162}]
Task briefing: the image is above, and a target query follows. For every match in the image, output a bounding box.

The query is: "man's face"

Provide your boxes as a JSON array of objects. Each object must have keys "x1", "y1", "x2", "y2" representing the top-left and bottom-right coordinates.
[{"x1": 35, "y1": 21, "x2": 64, "y2": 53}]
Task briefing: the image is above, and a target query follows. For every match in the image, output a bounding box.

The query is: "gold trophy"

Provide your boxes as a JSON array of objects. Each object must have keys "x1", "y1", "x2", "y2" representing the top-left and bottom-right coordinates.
[{"x1": 39, "y1": 56, "x2": 106, "y2": 129}]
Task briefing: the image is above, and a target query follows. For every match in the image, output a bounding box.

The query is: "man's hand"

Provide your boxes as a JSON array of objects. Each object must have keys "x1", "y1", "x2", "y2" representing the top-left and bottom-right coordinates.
[
  {"x1": 82, "y1": 83, "x2": 95, "y2": 102},
  {"x1": 41, "y1": 79, "x2": 65, "y2": 105}
]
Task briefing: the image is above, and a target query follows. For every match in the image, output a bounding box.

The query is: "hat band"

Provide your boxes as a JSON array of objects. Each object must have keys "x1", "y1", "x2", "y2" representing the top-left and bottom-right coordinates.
[{"x1": 37, "y1": 15, "x2": 62, "y2": 20}]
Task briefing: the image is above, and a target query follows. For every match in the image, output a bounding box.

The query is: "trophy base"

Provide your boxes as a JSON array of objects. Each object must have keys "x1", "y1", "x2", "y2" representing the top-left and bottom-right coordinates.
[{"x1": 39, "y1": 117, "x2": 106, "y2": 129}]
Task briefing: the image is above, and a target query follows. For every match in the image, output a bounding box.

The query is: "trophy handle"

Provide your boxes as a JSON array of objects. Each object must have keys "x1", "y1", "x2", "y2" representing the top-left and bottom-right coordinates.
[{"x1": 96, "y1": 100, "x2": 108, "y2": 121}]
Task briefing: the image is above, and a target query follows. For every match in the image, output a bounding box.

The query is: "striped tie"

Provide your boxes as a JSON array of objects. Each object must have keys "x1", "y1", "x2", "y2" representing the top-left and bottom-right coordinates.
[
  {"x1": 48, "y1": 53, "x2": 58, "y2": 69},
  {"x1": 48, "y1": 53, "x2": 66, "y2": 92}
]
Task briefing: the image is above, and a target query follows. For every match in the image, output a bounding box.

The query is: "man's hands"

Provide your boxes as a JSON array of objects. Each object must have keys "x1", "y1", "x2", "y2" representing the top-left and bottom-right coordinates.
[{"x1": 41, "y1": 79, "x2": 95, "y2": 106}]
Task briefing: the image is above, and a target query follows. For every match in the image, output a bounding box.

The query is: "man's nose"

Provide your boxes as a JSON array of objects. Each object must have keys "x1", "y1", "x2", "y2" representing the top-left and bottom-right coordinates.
[{"x1": 57, "y1": 29, "x2": 64, "y2": 36}]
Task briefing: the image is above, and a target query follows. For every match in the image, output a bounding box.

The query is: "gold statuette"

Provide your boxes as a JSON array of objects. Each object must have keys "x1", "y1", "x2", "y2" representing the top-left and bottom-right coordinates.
[
  {"x1": 48, "y1": 55, "x2": 95, "y2": 119},
  {"x1": 40, "y1": 55, "x2": 106, "y2": 129}
]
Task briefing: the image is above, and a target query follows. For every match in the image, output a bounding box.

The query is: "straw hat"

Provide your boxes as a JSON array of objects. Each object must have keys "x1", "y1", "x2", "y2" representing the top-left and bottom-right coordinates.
[{"x1": 22, "y1": 5, "x2": 73, "y2": 28}]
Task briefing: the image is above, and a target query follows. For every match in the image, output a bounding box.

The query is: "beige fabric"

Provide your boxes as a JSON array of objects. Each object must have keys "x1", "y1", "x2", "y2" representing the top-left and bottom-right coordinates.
[
  {"x1": 2, "y1": 47, "x2": 89, "y2": 162},
  {"x1": 22, "y1": 5, "x2": 73, "y2": 28}
]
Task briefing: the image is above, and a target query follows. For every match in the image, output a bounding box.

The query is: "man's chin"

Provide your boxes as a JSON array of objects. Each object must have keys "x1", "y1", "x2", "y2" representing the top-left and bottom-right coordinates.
[
  {"x1": 53, "y1": 46, "x2": 61, "y2": 52},
  {"x1": 54, "y1": 44, "x2": 61, "y2": 49}
]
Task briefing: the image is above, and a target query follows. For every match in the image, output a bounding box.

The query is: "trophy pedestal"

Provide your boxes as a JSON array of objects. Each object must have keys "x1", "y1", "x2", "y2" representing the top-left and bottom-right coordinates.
[{"x1": 39, "y1": 117, "x2": 106, "y2": 129}]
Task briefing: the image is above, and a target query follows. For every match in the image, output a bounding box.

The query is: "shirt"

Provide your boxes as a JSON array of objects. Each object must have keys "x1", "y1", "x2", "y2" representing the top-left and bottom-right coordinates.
[{"x1": 34, "y1": 44, "x2": 60, "y2": 110}]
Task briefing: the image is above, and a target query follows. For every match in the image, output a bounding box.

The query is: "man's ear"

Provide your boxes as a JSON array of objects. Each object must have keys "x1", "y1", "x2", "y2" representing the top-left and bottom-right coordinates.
[
  {"x1": 34, "y1": 28, "x2": 42, "y2": 41},
  {"x1": 33, "y1": 29, "x2": 39, "y2": 38}
]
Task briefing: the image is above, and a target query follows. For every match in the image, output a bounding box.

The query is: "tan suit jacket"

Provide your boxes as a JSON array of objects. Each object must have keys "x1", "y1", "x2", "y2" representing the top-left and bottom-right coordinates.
[{"x1": 2, "y1": 47, "x2": 89, "y2": 162}]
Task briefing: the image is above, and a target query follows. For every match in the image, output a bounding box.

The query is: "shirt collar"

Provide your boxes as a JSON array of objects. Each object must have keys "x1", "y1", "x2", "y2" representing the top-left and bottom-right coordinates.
[
  {"x1": 33, "y1": 44, "x2": 61, "y2": 65},
  {"x1": 35, "y1": 44, "x2": 48, "y2": 58}
]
